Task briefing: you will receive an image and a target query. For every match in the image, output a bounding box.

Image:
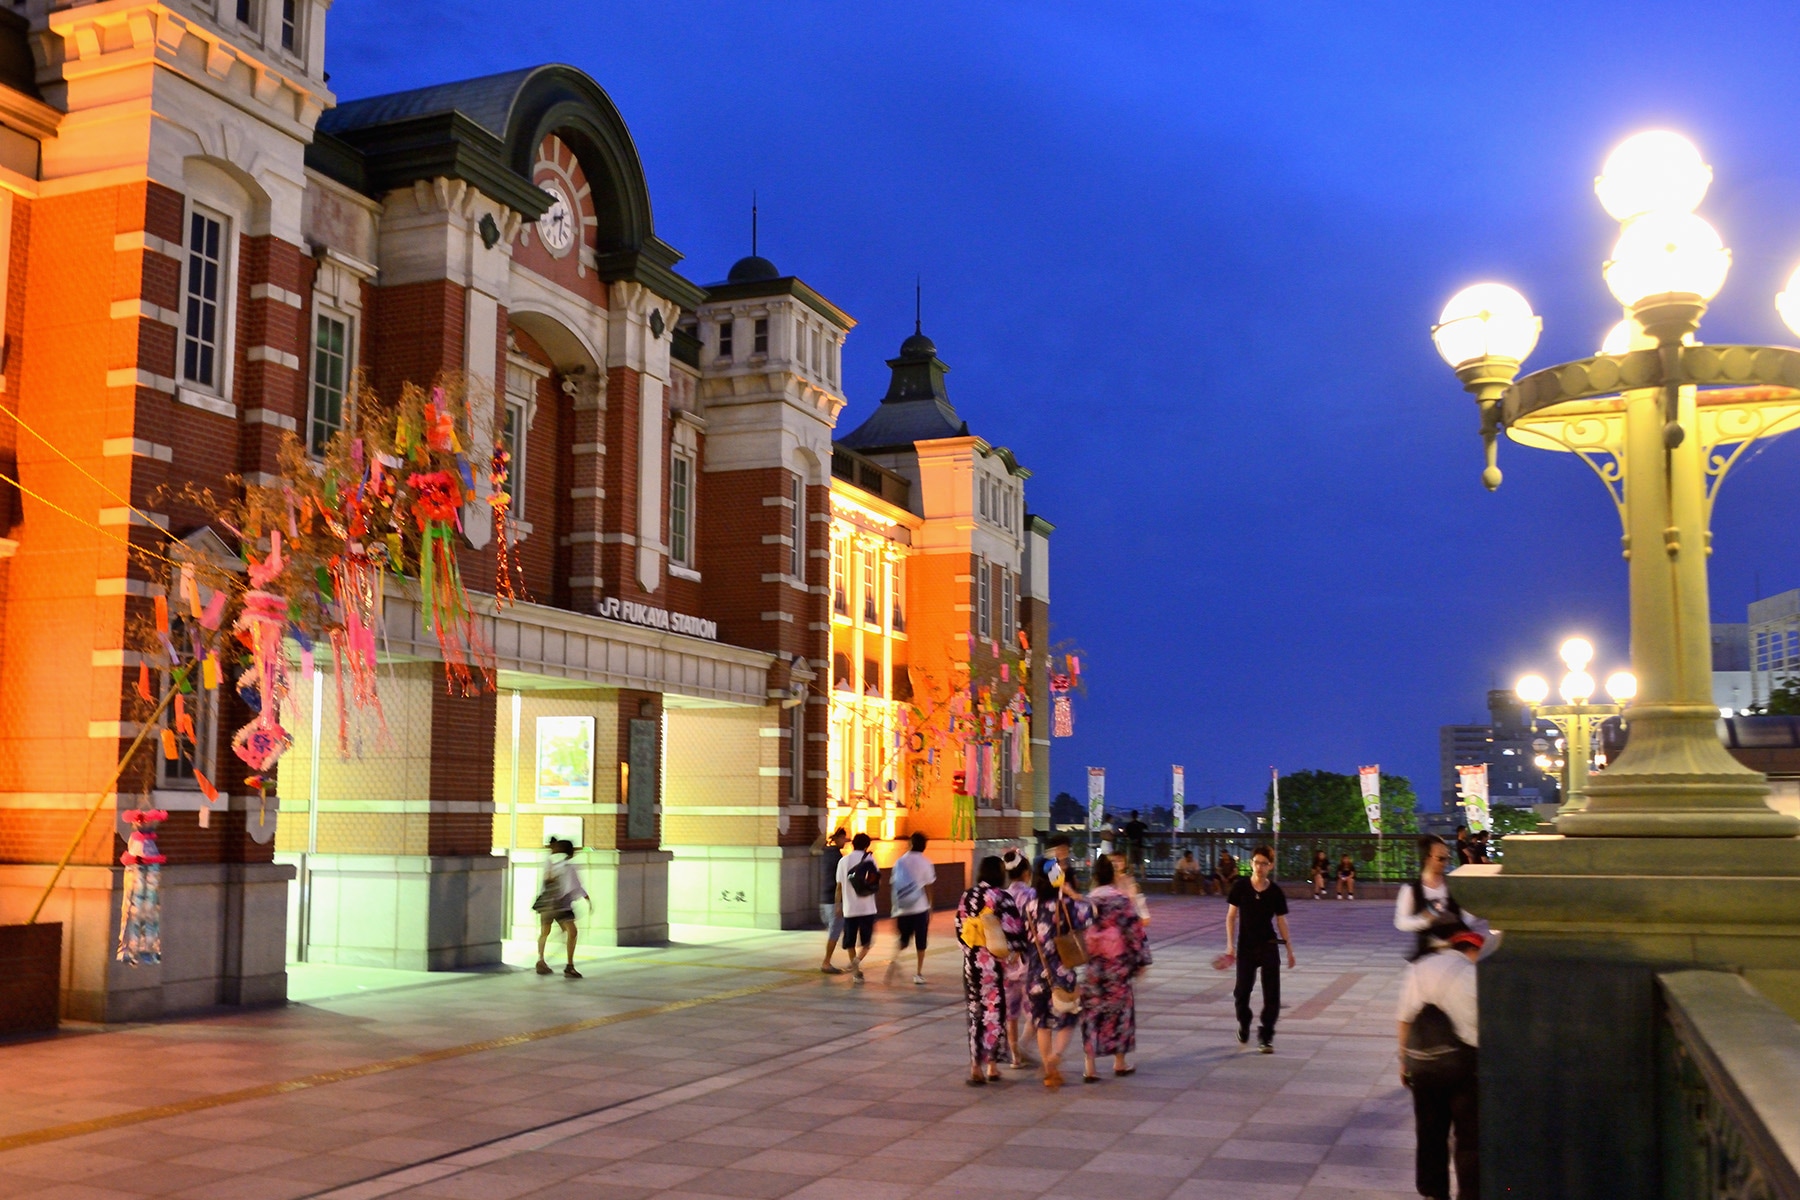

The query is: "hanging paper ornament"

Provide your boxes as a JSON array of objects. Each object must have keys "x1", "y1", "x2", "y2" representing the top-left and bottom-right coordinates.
[
  {"x1": 488, "y1": 446, "x2": 528, "y2": 605},
  {"x1": 116, "y1": 808, "x2": 167, "y2": 966},
  {"x1": 1053, "y1": 695, "x2": 1073, "y2": 738},
  {"x1": 327, "y1": 553, "x2": 389, "y2": 753},
  {"x1": 137, "y1": 661, "x2": 152, "y2": 702},
  {"x1": 230, "y1": 588, "x2": 293, "y2": 774},
  {"x1": 407, "y1": 470, "x2": 492, "y2": 695}
]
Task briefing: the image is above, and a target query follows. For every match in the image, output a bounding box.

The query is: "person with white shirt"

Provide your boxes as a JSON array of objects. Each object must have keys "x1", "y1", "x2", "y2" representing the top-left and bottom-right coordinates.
[
  {"x1": 1397, "y1": 929, "x2": 1483, "y2": 1200},
  {"x1": 886, "y1": 831, "x2": 937, "y2": 985},
  {"x1": 1395, "y1": 834, "x2": 1473, "y2": 960},
  {"x1": 835, "y1": 832, "x2": 880, "y2": 983}
]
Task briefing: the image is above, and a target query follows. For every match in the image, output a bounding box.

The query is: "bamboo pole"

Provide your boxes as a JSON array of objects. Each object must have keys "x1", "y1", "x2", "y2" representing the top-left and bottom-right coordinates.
[{"x1": 27, "y1": 687, "x2": 176, "y2": 925}]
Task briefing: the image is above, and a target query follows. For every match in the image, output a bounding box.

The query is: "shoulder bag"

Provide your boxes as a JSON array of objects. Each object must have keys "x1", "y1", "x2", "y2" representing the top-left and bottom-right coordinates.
[
  {"x1": 1053, "y1": 895, "x2": 1088, "y2": 968},
  {"x1": 1030, "y1": 901, "x2": 1082, "y2": 1016}
]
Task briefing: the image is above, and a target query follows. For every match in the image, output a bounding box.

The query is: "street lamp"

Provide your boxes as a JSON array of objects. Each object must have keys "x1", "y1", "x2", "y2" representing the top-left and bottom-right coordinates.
[
  {"x1": 1434, "y1": 130, "x2": 1800, "y2": 837},
  {"x1": 1515, "y1": 638, "x2": 1636, "y2": 817}
]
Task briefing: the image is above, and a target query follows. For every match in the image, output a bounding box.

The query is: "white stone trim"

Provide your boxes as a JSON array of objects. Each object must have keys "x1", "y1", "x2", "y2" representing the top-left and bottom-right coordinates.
[
  {"x1": 107, "y1": 367, "x2": 177, "y2": 392},
  {"x1": 178, "y1": 386, "x2": 238, "y2": 418},
  {"x1": 245, "y1": 407, "x2": 299, "y2": 431},
  {"x1": 249, "y1": 282, "x2": 305, "y2": 308},
  {"x1": 95, "y1": 578, "x2": 154, "y2": 597},
  {"x1": 110, "y1": 298, "x2": 181, "y2": 325},
  {"x1": 246, "y1": 345, "x2": 302, "y2": 370},
  {"x1": 102, "y1": 438, "x2": 173, "y2": 461}
]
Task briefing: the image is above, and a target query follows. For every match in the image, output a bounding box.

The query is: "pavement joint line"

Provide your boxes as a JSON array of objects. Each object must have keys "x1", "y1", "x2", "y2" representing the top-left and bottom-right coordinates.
[
  {"x1": 304, "y1": 996, "x2": 968, "y2": 1199},
  {"x1": 0, "y1": 972, "x2": 818, "y2": 1156}
]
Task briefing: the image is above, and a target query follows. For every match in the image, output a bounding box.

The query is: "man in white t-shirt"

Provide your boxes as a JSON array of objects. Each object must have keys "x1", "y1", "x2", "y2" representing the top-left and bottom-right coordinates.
[
  {"x1": 885, "y1": 832, "x2": 937, "y2": 986},
  {"x1": 1397, "y1": 930, "x2": 1482, "y2": 1200},
  {"x1": 835, "y1": 832, "x2": 880, "y2": 983}
]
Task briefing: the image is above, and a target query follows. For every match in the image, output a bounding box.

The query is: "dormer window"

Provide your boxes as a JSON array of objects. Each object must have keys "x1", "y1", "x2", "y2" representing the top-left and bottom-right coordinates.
[
  {"x1": 280, "y1": 0, "x2": 298, "y2": 51},
  {"x1": 754, "y1": 317, "x2": 769, "y2": 355},
  {"x1": 717, "y1": 319, "x2": 734, "y2": 359},
  {"x1": 235, "y1": 0, "x2": 254, "y2": 26}
]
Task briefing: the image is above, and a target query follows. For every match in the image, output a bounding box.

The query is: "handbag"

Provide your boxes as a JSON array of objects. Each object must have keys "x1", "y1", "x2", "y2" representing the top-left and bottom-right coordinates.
[
  {"x1": 1053, "y1": 897, "x2": 1088, "y2": 968},
  {"x1": 1029, "y1": 900, "x2": 1084, "y2": 1016}
]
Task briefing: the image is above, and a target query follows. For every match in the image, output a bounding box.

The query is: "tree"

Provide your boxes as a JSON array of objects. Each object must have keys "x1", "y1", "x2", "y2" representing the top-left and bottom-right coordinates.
[
  {"x1": 1049, "y1": 791, "x2": 1083, "y2": 827},
  {"x1": 1264, "y1": 769, "x2": 1420, "y2": 833},
  {"x1": 1747, "y1": 676, "x2": 1800, "y2": 716},
  {"x1": 1489, "y1": 804, "x2": 1542, "y2": 835}
]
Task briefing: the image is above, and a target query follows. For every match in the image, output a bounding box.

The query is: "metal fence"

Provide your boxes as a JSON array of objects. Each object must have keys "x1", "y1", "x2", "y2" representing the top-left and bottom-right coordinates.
[{"x1": 1036, "y1": 830, "x2": 1423, "y2": 886}]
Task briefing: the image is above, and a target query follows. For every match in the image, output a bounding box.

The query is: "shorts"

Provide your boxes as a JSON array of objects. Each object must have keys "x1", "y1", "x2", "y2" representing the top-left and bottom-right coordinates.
[
  {"x1": 541, "y1": 908, "x2": 575, "y2": 924},
  {"x1": 842, "y1": 914, "x2": 876, "y2": 950},
  {"x1": 896, "y1": 911, "x2": 930, "y2": 950},
  {"x1": 821, "y1": 903, "x2": 844, "y2": 939}
]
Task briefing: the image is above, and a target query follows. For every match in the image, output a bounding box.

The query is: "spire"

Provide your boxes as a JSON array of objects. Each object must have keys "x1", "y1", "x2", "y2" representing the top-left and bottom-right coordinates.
[
  {"x1": 751, "y1": 190, "x2": 758, "y2": 257},
  {"x1": 915, "y1": 276, "x2": 921, "y2": 335}
]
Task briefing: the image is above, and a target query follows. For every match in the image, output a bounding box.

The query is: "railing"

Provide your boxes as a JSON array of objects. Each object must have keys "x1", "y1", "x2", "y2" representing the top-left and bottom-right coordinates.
[
  {"x1": 1035, "y1": 830, "x2": 1422, "y2": 885},
  {"x1": 1658, "y1": 970, "x2": 1800, "y2": 1200}
]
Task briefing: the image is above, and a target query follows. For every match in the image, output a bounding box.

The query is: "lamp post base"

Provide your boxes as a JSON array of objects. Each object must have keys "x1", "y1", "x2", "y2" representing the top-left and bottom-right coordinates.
[{"x1": 1452, "y1": 833, "x2": 1800, "y2": 1198}]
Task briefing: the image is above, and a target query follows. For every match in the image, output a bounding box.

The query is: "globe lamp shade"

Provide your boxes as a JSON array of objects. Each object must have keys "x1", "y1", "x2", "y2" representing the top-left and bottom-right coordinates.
[
  {"x1": 1560, "y1": 670, "x2": 1596, "y2": 704},
  {"x1": 1595, "y1": 131, "x2": 1712, "y2": 223},
  {"x1": 1605, "y1": 671, "x2": 1638, "y2": 702},
  {"x1": 1776, "y1": 263, "x2": 1800, "y2": 340},
  {"x1": 1432, "y1": 283, "x2": 1541, "y2": 369},
  {"x1": 1604, "y1": 211, "x2": 1731, "y2": 308},
  {"x1": 1559, "y1": 637, "x2": 1595, "y2": 671},
  {"x1": 1600, "y1": 320, "x2": 1634, "y2": 356},
  {"x1": 1516, "y1": 674, "x2": 1551, "y2": 705}
]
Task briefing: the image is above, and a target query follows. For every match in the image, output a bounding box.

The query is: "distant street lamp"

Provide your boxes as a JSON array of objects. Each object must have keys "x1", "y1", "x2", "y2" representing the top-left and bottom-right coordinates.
[
  {"x1": 1433, "y1": 131, "x2": 1800, "y2": 836},
  {"x1": 1515, "y1": 638, "x2": 1636, "y2": 816}
]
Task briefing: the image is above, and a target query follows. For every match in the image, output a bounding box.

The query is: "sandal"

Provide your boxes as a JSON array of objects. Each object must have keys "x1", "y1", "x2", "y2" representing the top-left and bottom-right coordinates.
[
  {"x1": 966, "y1": 1072, "x2": 987, "y2": 1087},
  {"x1": 1042, "y1": 1057, "x2": 1064, "y2": 1090},
  {"x1": 1082, "y1": 1072, "x2": 1100, "y2": 1083},
  {"x1": 1114, "y1": 1065, "x2": 1136, "y2": 1077}
]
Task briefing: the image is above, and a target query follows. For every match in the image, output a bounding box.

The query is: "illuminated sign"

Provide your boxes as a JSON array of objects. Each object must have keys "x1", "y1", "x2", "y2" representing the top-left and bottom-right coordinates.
[{"x1": 598, "y1": 596, "x2": 718, "y2": 641}]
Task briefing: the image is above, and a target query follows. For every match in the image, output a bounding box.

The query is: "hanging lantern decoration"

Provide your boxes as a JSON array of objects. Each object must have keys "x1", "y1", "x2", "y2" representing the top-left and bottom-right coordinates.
[{"x1": 116, "y1": 808, "x2": 168, "y2": 966}]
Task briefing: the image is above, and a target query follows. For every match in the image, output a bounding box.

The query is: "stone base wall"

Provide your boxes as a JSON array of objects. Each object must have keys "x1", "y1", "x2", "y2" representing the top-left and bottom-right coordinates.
[
  {"x1": 667, "y1": 845, "x2": 816, "y2": 930},
  {"x1": 280, "y1": 852, "x2": 504, "y2": 970}
]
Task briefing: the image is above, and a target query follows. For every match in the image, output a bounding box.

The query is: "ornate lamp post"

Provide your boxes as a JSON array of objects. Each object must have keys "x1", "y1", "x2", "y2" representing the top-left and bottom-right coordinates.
[
  {"x1": 1433, "y1": 131, "x2": 1800, "y2": 838},
  {"x1": 1515, "y1": 637, "x2": 1635, "y2": 815},
  {"x1": 1429, "y1": 132, "x2": 1800, "y2": 1198}
]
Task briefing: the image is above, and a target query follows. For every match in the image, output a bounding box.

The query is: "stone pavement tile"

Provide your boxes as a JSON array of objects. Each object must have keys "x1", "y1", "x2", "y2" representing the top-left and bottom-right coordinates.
[
  {"x1": 628, "y1": 1139, "x2": 757, "y2": 1169},
  {"x1": 784, "y1": 1178, "x2": 920, "y2": 1200},
  {"x1": 245, "y1": 1123, "x2": 377, "y2": 1154},
  {"x1": 681, "y1": 1125, "x2": 800, "y2": 1151},
  {"x1": 1004, "y1": 1125, "x2": 1120, "y2": 1151},
  {"x1": 256, "y1": 1151, "x2": 394, "y2": 1187},
  {"x1": 724, "y1": 1146, "x2": 851, "y2": 1175},
  {"x1": 168, "y1": 1173, "x2": 318, "y2": 1200},
  {"x1": 1213, "y1": 1137, "x2": 1333, "y2": 1164},
  {"x1": 1064, "y1": 1169, "x2": 1187, "y2": 1200},
  {"x1": 166, "y1": 1143, "x2": 309, "y2": 1172},
  {"x1": 680, "y1": 1167, "x2": 814, "y2": 1198},
  {"x1": 407, "y1": 1171, "x2": 546, "y2": 1200},
  {"x1": 335, "y1": 1134, "x2": 468, "y2": 1165},
  {"x1": 1237, "y1": 1121, "x2": 1346, "y2": 1145},
  {"x1": 1303, "y1": 1164, "x2": 1415, "y2": 1191},
  {"x1": 937, "y1": 1161, "x2": 1070, "y2": 1190},
  {"x1": 1132, "y1": 1116, "x2": 1243, "y2": 1139},
  {"x1": 1187, "y1": 1153, "x2": 1318, "y2": 1186},
  {"x1": 1, "y1": 1184, "x2": 154, "y2": 1200},
  {"x1": 1330, "y1": 1125, "x2": 1412, "y2": 1149},
  {"x1": 585, "y1": 1158, "x2": 711, "y2": 1189},
  {"x1": 0, "y1": 1148, "x2": 138, "y2": 1182},
  {"x1": 523, "y1": 1131, "x2": 661, "y2": 1161},
  {"x1": 1080, "y1": 1148, "x2": 1210, "y2": 1177},
  {"x1": 82, "y1": 1159, "x2": 236, "y2": 1195}
]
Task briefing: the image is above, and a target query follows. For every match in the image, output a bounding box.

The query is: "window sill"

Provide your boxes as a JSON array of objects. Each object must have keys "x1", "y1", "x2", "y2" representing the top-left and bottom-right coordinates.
[
  {"x1": 177, "y1": 387, "x2": 237, "y2": 419},
  {"x1": 509, "y1": 519, "x2": 534, "y2": 545},
  {"x1": 669, "y1": 563, "x2": 701, "y2": 582}
]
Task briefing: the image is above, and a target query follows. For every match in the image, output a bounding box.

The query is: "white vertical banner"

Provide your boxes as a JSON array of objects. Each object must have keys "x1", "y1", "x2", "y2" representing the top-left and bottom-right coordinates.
[
  {"x1": 1171, "y1": 765, "x2": 1185, "y2": 833},
  {"x1": 1457, "y1": 763, "x2": 1491, "y2": 833},
  {"x1": 1087, "y1": 767, "x2": 1106, "y2": 838},
  {"x1": 1359, "y1": 764, "x2": 1382, "y2": 834},
  {"x1": 1270, "y1": 766, "x2": 1281, "y2": 835}
]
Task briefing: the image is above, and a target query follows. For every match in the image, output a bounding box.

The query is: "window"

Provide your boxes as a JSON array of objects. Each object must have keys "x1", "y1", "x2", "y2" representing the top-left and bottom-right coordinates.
[
  {"x1": 813, "y1": 328, "x2": 822, "y2": 374},
  {"x1": 182, "y1": 208, "x2": 226, "y2": 389},
  {"x1": 718, "y1": 318, "x2": 734, "y2": 359},
  {"x1": 669, "y1": 451, "x2": 694, "y2": 567},
  {"x1": 1002, "y1": 570, "x2": 1015, "y2": 644},
  {"x1": 789, "y1": 474, "x2": 804, "y2": 578},
  {"x1": 890, "y1": 558, "x2": 904, "y2": 633},
  {"x1": 976, "y1": 556, "x2": 991, "y2": 640},
  {"x1": 753, "y1": 317, "x2": 769, "y2": 355},
  {"x1": 280, "y1": 0, "x2": 298, "y2": 51},
  {"x1": 832, "y1": 536, "x2": 848, "y2": 615},
  {"x1": 830, "y1": 340, "x2": 840, "y2": 387},
  {"x1": 157, "y1": 607, "x2": 217, "y2": 788},
  {"x1": 308, "y1": 312, "x2": 349, "y2": 455},
  {"x1": 789, "y1": 705, "x2": 804, "y2": 806},
  {"x1": 862, "y1": 549, "x2": 878, "y2": 625},
  {"x1": 235, "y1": 0, "x2": 253, "y2": 25},
  {"x1": 862, "y1": 718, "x2": 883, "y2": 796},
  {"x1": 500, "y1": 400, "x2": 527, "y2": 507}
]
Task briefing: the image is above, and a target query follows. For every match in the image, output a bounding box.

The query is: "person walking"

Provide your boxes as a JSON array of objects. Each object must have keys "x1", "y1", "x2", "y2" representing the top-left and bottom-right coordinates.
[
  {"x1": 1399, "y1": 929, "x2": 1484, "y2": 1200},
  {"x1": 818, "y1": 827, "x2": 849, "y2": 974},
  {"x1": 1021, "y1": 856, "x2": 1091, "y2": 1089},
  {"x1": 1220, "y1": 844, "x2": 1294, "y2": 1053},
  {"x1": 886, "y1": 832, "x2": 937, "y2": 985},
  {"x1": 1396, "y1": 835, "x2": 1471, "y2": 960},
  {"x1": 835, "y1": 832, "x2": 881, "y2": 982},
  {"x1": 533, "y1": 838, "x2": 588, "y2": 978},
  {"x1": 955, "y1": 855, "x2": 1026, "y2": 1085},
  {"x1": 1001, "y1": 848, "x2": 1038, "y2": 1068},
  {"x1": 1080, "y1": 855, "x2": 1151, "y2": 1081}
]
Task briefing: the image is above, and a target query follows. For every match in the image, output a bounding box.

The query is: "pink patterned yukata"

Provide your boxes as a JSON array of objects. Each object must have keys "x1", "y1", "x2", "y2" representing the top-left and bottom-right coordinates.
[{"x1": 1081, "y1": 883, "x2": 1152, "y2": 1056}]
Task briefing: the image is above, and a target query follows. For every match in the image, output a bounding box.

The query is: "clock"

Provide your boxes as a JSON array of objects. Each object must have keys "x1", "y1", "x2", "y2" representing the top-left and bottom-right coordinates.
[{"x1": 538, "y1": 182, "x2": 575, "y2": 256}]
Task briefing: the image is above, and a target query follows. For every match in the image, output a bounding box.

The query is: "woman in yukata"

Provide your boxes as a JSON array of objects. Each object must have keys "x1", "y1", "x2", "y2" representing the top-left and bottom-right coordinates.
[
  {"x1": 954, "y1": 855, "x2": 1026, "y2": 1085},
  {"x1": 1080, "y1": 853, "x2": 1153, "y2": 1081},
  {"x1": 1000, "y1": 848, "x2": 1038, "y2": 1069},
  {"x1": 1021, "y1": 856, "x2": 1092, "y2": 1089}
]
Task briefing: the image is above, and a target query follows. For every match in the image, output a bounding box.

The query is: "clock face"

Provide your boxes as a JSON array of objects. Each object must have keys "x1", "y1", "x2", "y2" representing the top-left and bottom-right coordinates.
[{"x1": 539, "y1": 184, "x2": 575, "y2": 255}]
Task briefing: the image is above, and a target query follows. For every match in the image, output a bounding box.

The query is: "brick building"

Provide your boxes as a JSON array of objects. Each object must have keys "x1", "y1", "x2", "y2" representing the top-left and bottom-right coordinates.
[{"x1": 0, "y1": 2, "x2": 1053, "y2": 1020}]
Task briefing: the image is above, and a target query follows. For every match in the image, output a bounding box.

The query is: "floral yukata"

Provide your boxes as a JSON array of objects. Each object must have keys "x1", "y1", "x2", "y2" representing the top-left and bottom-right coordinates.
[
  {"x1": 955, "y1": 881, "x2": 1026, "y2": 1065},
  {"x1": 1021, "y1": 890, "x2": 1093, "y2": 1031},
  {"x1": 1002, "y1": 878, "x2": 1037, "y2": 1028},
  {"x1": 1080, "y1": 883, "x2": 1152, "y2": 1056}
]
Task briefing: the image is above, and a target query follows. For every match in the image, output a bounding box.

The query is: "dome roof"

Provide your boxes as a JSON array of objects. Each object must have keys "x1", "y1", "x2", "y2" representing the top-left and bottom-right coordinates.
[
  {"x1": 726, "y1": 254, "x2": 780, "y2": 283},
  {"x1": 898, "y1": 330, "x2": 937, "y2": 359}
]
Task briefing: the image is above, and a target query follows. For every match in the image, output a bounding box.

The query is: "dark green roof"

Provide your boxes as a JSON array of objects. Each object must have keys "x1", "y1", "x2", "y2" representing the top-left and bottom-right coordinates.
[
  {"x1": 704, "y1": 274, "x2": 854, "y2": 330},
  {"x1": 836, "y1": 327, "x2": 968, "y2": 452},
  {"x1": 320, "y1": 68, "x2": 536, "y2": 141}
]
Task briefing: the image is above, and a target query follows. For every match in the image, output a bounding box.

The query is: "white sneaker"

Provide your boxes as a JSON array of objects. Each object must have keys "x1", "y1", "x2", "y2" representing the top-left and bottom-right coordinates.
[{"x1": 913, "y1": 974, "x2": 927, "y2": 986}]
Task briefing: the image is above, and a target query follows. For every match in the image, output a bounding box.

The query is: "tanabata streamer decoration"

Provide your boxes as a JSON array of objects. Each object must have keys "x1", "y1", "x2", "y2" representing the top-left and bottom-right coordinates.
[
  {"x1": 489, "y1": 446, "x2": 528, "y2": 605},
  {"x1": 409, "y1": 466, "x2": 488, "y2": 695},
  {"x1": 116, "y1": 808, "x2": 167, "y2": 965},
  {"x1": 1053, "y1": 695, "x2": 1074, "y2": 738}
]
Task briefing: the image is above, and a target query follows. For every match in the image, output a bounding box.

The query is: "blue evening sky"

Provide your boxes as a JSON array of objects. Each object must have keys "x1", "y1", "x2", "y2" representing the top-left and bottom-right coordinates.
[{"x1": 326, "y1": 2, "x2": 1800, "y2": 812}]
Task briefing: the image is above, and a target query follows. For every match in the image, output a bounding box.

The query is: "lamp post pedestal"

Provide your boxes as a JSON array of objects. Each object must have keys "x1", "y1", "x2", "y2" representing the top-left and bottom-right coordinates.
[{"x1": 1452, "y1": 836, "x2": 1800, "y2": 1198}]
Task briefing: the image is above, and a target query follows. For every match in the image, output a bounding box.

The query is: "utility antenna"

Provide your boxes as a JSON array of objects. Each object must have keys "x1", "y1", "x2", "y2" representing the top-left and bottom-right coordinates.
[
  {"x1": 914, "y1": 276, "x2": 921, "y2": 334},
  {"x1": 751, "y1": 191, "x2": 758, "y2": 257}
]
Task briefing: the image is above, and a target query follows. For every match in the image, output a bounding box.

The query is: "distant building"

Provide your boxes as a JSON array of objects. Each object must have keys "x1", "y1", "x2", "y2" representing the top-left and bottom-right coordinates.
[
  {"x1": 1439, "y1": 689, "x2": 1559, "y2": 812},
  {"x1": 1713, "y1": 623, "x2": 1752, "y2": 715},
  {"x1": 1182, "y1": 805, "x2": 1255, "y2": 833},
  {"x1": 1750, "y1": 590, "x2": 1800, "y2": 708}
]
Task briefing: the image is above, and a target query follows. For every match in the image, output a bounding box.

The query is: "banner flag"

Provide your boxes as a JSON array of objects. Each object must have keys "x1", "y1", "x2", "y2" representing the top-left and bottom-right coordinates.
[
  {"x1": 1359, "y1": 764, "x2": 1382, "y2": 834},
  {"x1": 1171, "y1": 765, "x2": 1186, "y2": 833},
  {"x1": 1270, "y1": 766, "x2": 1281, "y2": 834},
  {"x1": 1087, "y1": 767, "x2": 1106, "y2": 836},
  {"x1": 1456, "y1": 763, "x2": 1492, "y2": 833}
]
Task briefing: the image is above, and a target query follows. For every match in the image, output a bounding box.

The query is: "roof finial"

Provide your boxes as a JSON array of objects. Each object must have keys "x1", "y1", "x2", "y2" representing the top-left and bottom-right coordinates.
[
  {"x1": 915, "y1": 276, "x2": 921, "y2": 335},
  {"x1": 752, "y1": 191, "x2": 758, "y2": 257}
]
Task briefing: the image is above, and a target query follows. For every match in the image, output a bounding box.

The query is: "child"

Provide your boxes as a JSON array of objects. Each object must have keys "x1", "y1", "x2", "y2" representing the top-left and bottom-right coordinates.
[{"x1": 1335, "y1": 853, "x2": 1357, "y2": 900}]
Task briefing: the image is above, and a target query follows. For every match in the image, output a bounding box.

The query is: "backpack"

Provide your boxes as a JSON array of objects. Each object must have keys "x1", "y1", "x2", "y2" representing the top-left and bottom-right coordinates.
[
  {"x1": 847, "y1": 853, "x2": 880, "y2": 898},
  {"x1": 1403, "y1": 1002, "x2": 1477, "y2": 1088}
]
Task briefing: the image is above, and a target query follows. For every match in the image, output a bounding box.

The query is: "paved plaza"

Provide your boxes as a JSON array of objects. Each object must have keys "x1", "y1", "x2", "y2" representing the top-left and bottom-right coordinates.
[{"x1": 0, "y1": 896, "x2": 1427, "y2": 1200}]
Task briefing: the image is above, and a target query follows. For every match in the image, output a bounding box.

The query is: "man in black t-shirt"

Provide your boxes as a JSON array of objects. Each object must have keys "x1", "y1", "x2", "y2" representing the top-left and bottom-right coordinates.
[
  {"x1": 1222, "y1": 843, "x2": 1296, "y2": 1053},
  {"x1": 1122, "y1": 811, "x2": 1148, "y2": 874}
]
